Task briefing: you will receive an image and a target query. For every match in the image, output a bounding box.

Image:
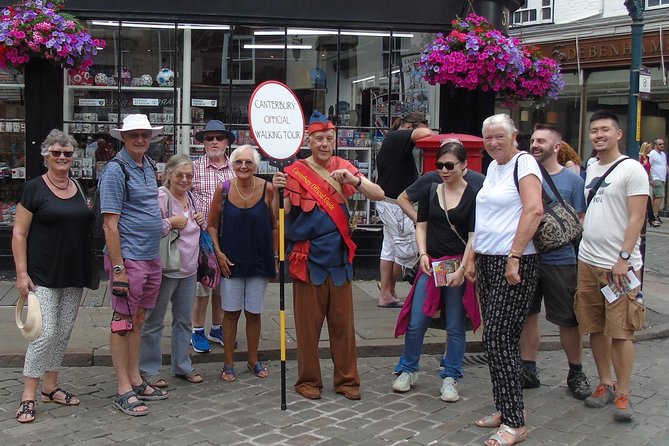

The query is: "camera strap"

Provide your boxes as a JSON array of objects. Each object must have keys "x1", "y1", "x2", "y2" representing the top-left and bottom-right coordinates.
[{"x1": 110, "y1": 288, "x2": 133, "y2": 321}]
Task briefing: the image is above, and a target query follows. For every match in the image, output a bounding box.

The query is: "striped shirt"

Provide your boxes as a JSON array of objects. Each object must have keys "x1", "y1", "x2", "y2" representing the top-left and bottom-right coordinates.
[
  {"x1": 99, "y1": 148, "x2": 162, "y2": 260},
  {"x1": 192, "y1": 154, "x2": 235, "y2": 222}
]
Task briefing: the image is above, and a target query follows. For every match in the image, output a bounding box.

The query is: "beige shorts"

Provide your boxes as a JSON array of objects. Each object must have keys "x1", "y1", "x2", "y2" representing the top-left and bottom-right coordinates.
[{"x1": 575, "y1": 261, "x2": 644, "y2": 340}]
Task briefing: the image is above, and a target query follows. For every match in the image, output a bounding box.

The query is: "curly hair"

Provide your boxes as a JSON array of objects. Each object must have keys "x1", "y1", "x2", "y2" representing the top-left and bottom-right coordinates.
[{"x1": 557, "y1": 141, "x2": 582, "y2": 167}]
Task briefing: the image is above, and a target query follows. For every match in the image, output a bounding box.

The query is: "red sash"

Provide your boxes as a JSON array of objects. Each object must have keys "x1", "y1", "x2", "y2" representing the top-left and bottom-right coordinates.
[{"x1": 284, "y1": 161, "x2": 357, "y2": 265}]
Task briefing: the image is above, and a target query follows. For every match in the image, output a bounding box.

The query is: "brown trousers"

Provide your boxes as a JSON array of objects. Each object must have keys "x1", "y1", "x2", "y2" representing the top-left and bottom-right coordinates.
[{"x1": 293, "y1": 276, "x2": 360, "y2": 393}]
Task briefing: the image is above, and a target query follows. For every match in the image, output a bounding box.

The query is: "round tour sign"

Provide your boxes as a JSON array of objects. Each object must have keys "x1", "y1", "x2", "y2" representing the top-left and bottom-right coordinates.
[{"x1": 248, "y1": 81, "x2": 305, "y2": 160}]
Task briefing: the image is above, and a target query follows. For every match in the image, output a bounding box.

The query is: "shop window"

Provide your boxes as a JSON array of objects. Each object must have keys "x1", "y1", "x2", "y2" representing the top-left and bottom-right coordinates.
[
  {"x1": 646, "y1": 0, "x2": 669, "y2": 8},
  {"x1": 222, "y1": 35, "x2": 255, "y2": 84},
  {"x1": 513, "y1": 0, "x2": 553, "y2": 26}
]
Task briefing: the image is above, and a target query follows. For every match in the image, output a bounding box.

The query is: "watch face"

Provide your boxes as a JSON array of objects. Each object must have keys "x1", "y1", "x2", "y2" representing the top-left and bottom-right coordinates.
[{"x1": 620, "y1": 251, "x2": 631, "y2": 260}]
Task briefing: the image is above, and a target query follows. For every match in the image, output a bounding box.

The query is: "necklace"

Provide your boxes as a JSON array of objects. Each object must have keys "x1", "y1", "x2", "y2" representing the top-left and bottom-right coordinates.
[
  {"x1": 45, "y1": 174, "x2": 70, "y2": 191},
  {"x1": 235, "y1": 177, "x2": 255, "y2": 200}
]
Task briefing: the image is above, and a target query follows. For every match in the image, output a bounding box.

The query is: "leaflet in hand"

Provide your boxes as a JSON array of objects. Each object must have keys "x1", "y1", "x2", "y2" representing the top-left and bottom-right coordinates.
[
  {"x1": 601, "y1": 270, "x2": 641, "y2": 303},
  {"x1": 432, "y1": 259, "x2": 461, "y2": 287}
]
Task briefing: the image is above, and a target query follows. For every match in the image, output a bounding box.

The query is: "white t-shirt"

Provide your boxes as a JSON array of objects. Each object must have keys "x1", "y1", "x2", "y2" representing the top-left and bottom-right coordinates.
[
  {"x1": 474, "y1": 152, "x2": 542, "y2": 255},
  {"x1": 579, "y1": 156, "x2": 649, "y2": 270},
  {"x1": 648, "y1": 149, "x2": 667, "y2": 181}
]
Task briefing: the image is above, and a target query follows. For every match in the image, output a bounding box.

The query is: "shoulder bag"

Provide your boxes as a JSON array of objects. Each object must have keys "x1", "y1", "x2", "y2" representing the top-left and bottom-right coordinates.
[
  {"x1": 513, "y1": 155, "x2": 583, "y2": 253},
  {"x1": 586, "y1": 157, "x2": 629, "y2": 207},
  {"x1": 73, "y1": 179, "x2": 100, "y2": 290},
  {"x1": 159, "y1": 186, "x2": 181, "y2": 272}
]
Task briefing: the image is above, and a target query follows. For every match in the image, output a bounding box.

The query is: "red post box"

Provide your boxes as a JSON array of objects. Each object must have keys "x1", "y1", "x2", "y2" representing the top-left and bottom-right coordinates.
[{"x1": 414, "y1": 133, "x2": 484, "y2": 174}]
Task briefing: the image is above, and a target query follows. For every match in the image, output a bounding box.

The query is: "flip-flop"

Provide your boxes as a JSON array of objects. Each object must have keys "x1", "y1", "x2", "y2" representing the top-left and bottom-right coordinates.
[
  {"x1": 377, "y1": 301, "x2": 403, "y2": 308},
  {"x1": 247, "y1": 362, "x2": 270, "y2": 378},
  {"x1": 220, "y1": 365, "x2": 236, "y2": 382}
]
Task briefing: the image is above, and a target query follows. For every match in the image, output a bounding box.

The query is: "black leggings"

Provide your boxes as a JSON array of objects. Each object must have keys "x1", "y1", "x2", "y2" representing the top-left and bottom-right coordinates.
[{"x1": 476, "y1": 254, "x2": 539, "y2": 428}]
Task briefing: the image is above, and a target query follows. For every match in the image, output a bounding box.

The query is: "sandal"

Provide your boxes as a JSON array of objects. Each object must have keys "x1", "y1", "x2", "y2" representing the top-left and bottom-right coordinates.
[
  {"x1": 247, "y1": 362, "x2": 270, "y2": 378},
  {"x1": 16, "y1": 400, "x2": 35, "y2": 424},
  {"x1": 41, "y1": 387, "x2": 80, "y2": 406},
  {"x1": 220, "y1": 364, "x2": 236, "y2": 382},
  {"x1": 484, "y1": 424, "x2": 527, "y2": 446},
  {"x1": 132, "y1": 380, "x2": 168, "y2": 401},
  {"x1": 175, "y1": 372, "x2": 203, "y2": 384},
  {"x1": 144, "y1": 376, "x2": 168, "y2": 389},
  {"x1": 112, "y1": 390, "x2": 149, "y2": 417},
  {"x1": 475, "y1": 410, "x2": 527, "y2": 428}
]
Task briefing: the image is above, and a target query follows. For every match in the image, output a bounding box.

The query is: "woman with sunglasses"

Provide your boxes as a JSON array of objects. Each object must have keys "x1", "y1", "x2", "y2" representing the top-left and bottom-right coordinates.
[
  {"x1": 12, "y1": 130, "x2": 94, "y2": 423},
  {"x1": 139, "y1": 154, "x2": 206, "y2": 386},
  {"x1": 393, "y1": 142, "x2": 480, "y2": 403},
  {"x1": 207, "y1": 145, "x2": 277, "y2": 382}
]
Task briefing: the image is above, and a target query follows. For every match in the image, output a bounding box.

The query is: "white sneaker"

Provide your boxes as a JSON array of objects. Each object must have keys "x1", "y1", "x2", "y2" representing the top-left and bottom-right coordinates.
[
  {"x1": 393, "y1": 372, "x2": 418, "y2": 392},
  {"x1": 440, "y1": 377, "x2": 459, "y2": 402}
]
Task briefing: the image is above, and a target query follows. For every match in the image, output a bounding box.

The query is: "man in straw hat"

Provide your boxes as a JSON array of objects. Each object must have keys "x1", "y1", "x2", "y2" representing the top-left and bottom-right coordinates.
[
  {"x1": 272, "y1": 111, "x2": 384, "y2": 400},
  {"x1": 100, "y1": 114, "x2": 168, "y2": 416},
  {"x1": 190, "y1": 120, "x2": 236, "y2": 353}
]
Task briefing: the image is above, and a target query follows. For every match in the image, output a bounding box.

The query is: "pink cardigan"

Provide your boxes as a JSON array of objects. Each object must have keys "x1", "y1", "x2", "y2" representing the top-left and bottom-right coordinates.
[{"x1": 395, "y1": 254, "x2": 481, "y2": 337}]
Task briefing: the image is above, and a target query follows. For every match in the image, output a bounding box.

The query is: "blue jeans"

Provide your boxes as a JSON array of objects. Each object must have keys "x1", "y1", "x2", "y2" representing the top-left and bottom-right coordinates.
[
  {"x1": 398, "y1": 274, "x2": 467, "y2": 380},
  {"x1": 140, "y1": 274, "x2": 197, "y2": 376}
]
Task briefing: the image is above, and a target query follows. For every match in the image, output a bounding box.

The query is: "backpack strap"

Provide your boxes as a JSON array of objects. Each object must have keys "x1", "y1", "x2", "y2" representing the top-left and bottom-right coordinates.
[{"x1": 105, "y1": 158, "x2": 130, "y2": 201}]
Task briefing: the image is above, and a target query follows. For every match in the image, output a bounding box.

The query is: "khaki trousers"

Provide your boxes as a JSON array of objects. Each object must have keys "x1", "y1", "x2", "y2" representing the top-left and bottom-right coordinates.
[{"x1": 293, "y1": 276, "x2": 360, "y2": 393}]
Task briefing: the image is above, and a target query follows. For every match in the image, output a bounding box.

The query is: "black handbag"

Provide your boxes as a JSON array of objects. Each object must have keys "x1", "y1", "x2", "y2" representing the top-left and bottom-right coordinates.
[{"x1": 74, "y1": 179, "x2": 100, "y2": 290}]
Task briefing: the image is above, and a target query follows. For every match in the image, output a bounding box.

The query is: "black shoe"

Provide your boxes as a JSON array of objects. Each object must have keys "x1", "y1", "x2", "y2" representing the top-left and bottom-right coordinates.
[
  {"x1": 658, "y1": 216, "x2": 663, "y2": 224},
  {"x1": 649, "y1": 220, "x2": 661, "y2": 228},
  {"x1": 567, "y1": 370, "x2": 592, "y2": 400},
  {"x1": 521, "y1": 366, "x2": 540, "y2": 389}
]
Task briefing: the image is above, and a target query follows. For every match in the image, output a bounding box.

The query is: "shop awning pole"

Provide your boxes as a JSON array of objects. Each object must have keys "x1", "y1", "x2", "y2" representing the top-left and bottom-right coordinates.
[{"x1": 624, "y1": 0, "x2": 644, "y2": 161}]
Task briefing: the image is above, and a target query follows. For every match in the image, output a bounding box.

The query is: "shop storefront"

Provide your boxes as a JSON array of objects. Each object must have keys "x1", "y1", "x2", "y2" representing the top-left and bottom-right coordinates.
[
  {"x1": 502, "y1": 12, "x2": 669, "y2": 162},
  {"x1": 0, "y1": 0, "x2": 522, "y2": 273}
]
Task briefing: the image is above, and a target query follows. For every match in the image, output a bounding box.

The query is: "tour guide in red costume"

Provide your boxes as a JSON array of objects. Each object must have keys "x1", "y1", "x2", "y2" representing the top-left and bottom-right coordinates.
[{"x1": 272, "y1": 111, "x2": 384, "y2": 400}]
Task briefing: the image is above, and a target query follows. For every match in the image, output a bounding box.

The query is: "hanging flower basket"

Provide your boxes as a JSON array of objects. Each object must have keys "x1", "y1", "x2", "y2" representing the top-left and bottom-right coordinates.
[
  {"x1": 418, "y1": 13, "x2": 564, "y2": 106},
  {"x1": 0, "y1": 0, "x2": 106, "y2": 70}
]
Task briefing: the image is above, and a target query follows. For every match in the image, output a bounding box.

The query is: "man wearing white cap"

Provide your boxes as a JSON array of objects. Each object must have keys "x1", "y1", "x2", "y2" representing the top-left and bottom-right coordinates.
[{"x1": 100, "y1": 114, "x2": 168, "y2": 416}]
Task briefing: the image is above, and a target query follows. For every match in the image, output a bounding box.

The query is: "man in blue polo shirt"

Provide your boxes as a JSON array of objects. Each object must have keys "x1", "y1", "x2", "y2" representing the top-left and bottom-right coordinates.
[{"x1": 100, "y1": 114, "x2": 168, "y2": 416}]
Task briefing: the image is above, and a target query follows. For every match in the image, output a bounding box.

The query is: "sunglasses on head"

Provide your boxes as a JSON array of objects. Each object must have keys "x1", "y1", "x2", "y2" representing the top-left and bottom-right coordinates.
[
  {"x1": 50, "y1": 150, "x2": 74, "y2": 158},
  {"x1": 435, "y1": 161, "x2": 461, "y2": 170},
  {"x1": 204, "y1": 135, "x2": 227, "y2": 142}
]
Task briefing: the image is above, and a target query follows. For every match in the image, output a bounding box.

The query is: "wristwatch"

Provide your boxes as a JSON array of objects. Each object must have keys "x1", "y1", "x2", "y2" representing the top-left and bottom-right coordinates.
[
  {"x1": 113, "y1": 264, "x2": 126, "y2": 274},
  {"x1": 619, "y1": 251, "x2": 631, "y2": 261}
]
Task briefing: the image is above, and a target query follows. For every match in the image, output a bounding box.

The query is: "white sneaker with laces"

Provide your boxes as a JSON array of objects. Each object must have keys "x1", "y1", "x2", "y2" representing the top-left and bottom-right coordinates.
[
  {"x1": 440, "y1": 377, "x2": 459, "y2": 402},
  {"x1": 393, "y1": 372, "x2": 418, "y2": 392}
]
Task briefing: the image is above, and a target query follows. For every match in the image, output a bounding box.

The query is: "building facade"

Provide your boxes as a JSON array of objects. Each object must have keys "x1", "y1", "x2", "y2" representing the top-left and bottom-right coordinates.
[{"x1": 0, "y1": 0, "x2": 523, "y2": 272}]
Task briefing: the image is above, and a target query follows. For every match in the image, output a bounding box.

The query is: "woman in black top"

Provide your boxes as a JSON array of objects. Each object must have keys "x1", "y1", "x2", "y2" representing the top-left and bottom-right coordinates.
[
  {"x1": 12, "y1": 130, "x2": 93, "y2": 423},
  {"x1": 392, "y1": 142, "x2": 478, "y2": 403}
]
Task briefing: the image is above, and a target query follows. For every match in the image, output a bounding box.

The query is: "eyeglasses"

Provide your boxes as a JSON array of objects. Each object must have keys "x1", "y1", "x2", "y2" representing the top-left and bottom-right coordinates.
[
  {"x1": 49, "y1": 150, "x2": 74, "y2": 158},
  {"x1": 435, "y1": 161, "x2": 461, "y2": 170},
  {"x1": 234, "y1": 160, "x2": 254, "y2": 167},
  {"x1": 125, "y1": 131, "x2": 152, "y2": 140},
  {"x1": 173, "y1": 172, "x2": 194, "y2": 180},
  {"x1": 204, "y1": 135, "x2": 228, "y2": 142}
]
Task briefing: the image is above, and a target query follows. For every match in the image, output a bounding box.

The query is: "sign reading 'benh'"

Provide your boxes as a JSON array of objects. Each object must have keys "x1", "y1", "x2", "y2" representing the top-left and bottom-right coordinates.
[{"x1": 248, "y1": 81, "x2": 305, "y2": 160}]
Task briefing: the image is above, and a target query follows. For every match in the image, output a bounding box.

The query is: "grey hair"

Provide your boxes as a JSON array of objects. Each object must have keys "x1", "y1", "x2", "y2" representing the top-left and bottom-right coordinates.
[
  {"x1": 163, "y1": 154, "x2": 193, "y2": 188},
  {"x1": 481, "y1": 113, "x2": 518, "y2": 137},
  {"x1": 40, "y1": 129, "x2": 78, "y2": 157},
  {"x1": 229, "y1": 144, "x2": 261, "y2": 172}
]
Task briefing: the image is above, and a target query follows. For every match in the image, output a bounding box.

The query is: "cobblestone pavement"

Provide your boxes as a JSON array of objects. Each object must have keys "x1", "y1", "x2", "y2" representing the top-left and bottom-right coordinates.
[{"x1": 1, "y1": 337, "x2": 668, "y2": 446}]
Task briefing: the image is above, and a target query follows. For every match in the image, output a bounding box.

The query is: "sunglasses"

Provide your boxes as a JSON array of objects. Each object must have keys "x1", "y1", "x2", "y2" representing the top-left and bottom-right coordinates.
[
  {"x1": 435, "y1": 161, "x2": 461, "y2": 170},
  {"x1": 233, "y1": 160, "x2": 254, "y2": 166},
  {"x1": 125, "y1": 132, "x2": 152, "y2": 140},
  {"x1": 173, "y1": 172, "x2": 194, "y2": 180},
  {"x1": 204, "y1": 135, "x2": 228, "y2": 142},
  {"x1": 49, "y1": 150, "x2": 74, "y2": 158}
]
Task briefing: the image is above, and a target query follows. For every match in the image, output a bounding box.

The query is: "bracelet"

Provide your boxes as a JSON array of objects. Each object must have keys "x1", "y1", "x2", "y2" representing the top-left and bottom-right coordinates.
[
  {"x1": 508, "y1": 253, "x2": 522, "y2": 260},
  {"x1": 510, "y1": 249, "x2": 522, "y2": 257},
  {"x1": 354, "y1": 176, "x2": 362, "y2": 189},
  {"x1": 419, "y1": 253, "x2": 429, "y2": 259}
]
